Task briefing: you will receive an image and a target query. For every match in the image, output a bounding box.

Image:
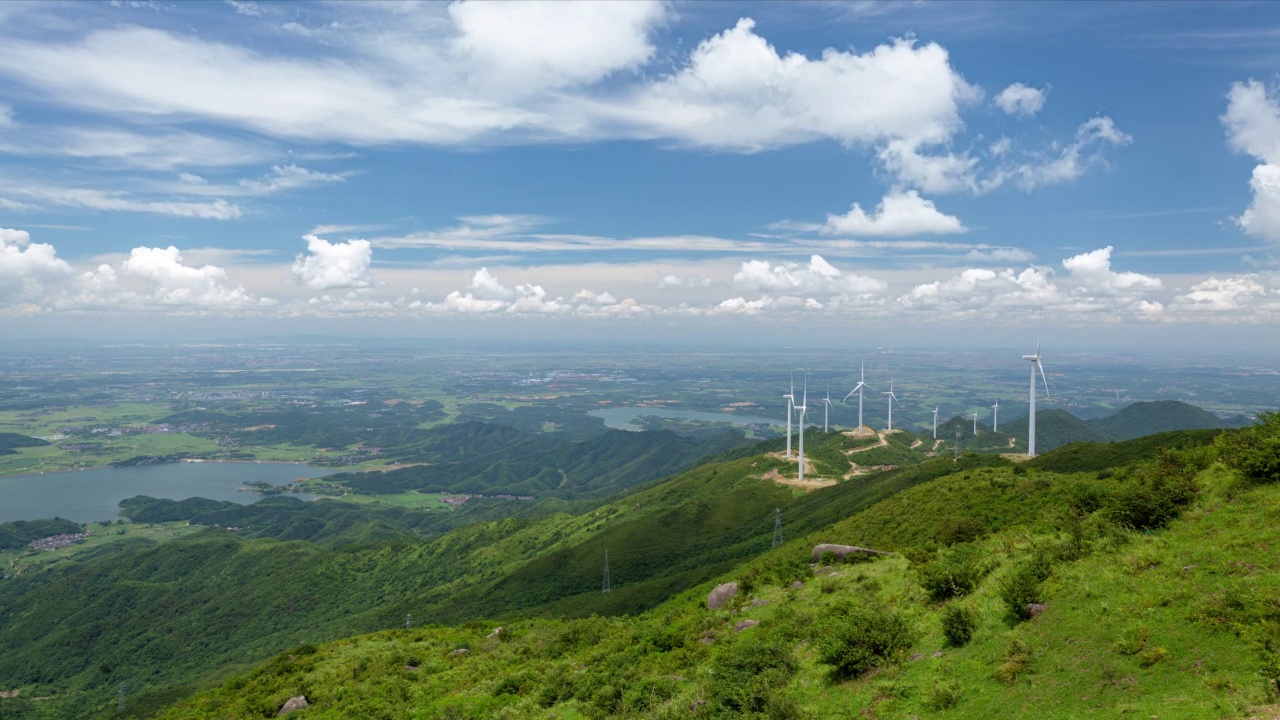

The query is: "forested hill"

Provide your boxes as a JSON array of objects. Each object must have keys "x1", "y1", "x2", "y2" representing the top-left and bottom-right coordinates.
[
  {"x1": 1085, "y1": 399, "x2": 1229, "y2": 440},
  {"x1": 0, "y1": 432, "x2": 49, "y2": 455}
]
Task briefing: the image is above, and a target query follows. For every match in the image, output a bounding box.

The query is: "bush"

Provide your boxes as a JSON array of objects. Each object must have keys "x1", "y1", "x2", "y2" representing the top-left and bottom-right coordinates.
[
  {"x1": 941, "y1": 603, "x2": 978, "y2": 646},
  {"x1": 939, "y1": 517, "x2": 986, "y2": 545},
  {"x1": 1216, "y1": 411, "x2": 1280, "y2": 484},
  {"x1": 924, "y1": 676, "x2": 963, "y2": 710},
  {"x1": 998, "y1": 553, "x2": 1053, "y2": 621},
  {"x1": 1104, "y1": 450, "x2": 1205, "y2": 530},
  {"x1": 917, "y1": 543, "x2": 990, "y2": 602},
  {"x1": 994, "y1": 638, "x2": 1031, "y2": 683},
  {"x1": 815, "y1": 601, "x2": 916, "y2": 679},
  {"x1": 819, "y1": 550, "x2": 838, "y2": 566},
  {"x1": 708, "y1": 635, "x2": 799, "y2": 715}
]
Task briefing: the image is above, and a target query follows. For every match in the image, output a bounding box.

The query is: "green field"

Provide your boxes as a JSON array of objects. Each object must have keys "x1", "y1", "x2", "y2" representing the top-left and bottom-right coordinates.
[
  {"x1": 324, "y1": 491, "x2": 455, "y2": 511},
  {"x1": 1, "y1": 520, "x2": 202, "y2": 578}
]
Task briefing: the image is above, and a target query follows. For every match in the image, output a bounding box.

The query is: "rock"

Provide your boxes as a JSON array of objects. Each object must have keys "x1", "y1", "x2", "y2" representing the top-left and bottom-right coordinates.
[
  {"x1": 448, "y1": 648, "x2": 471, "y2": 658},
  {"x1": 698, "y1": 637, "x2": 715, "y2": 645},
  {"x1": 690, "y1": 699, "x2": 707, "y2": 711},
  {"x1": 791, "y1": 580, "x2": 804, "y2": 589},
  {"x1": 750, "y1": 598, "x2": 770, "y2": 607},
  {"x1": 706, "y1": 582, "x2": 739, "y2": 610},
  {"x1": 910, "y1": 653, "x2": 924, "y2": 662},
  {"x1": 813, "y1": 566, "x2": 835, "y2": 575},
  {"x1": 405, "y1": 665, "x2": 419, "y2": 672},
  {"x1": 811, "y1": 543, "x2": 892, "y2": 564},
  {"x1": 1027, "y1": 603, "x2": 1049, "y2": 618},
  {"x1": 486, "y1": 627, "x2": 502, "y2": 640},
  {"x1": 734, "y1": 619, "x2": 759, "y2": 632},
  {"x1": 277, "y1": 696, "x2": 309, "y2": 716},
  {"x1": 932, "y1": 651, "x2": 944, "y2": 658}
]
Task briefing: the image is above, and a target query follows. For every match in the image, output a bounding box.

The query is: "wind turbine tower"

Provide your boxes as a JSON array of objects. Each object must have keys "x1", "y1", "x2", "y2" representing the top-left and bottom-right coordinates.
[
  {"x1": 783, "y1": 374, "x2": 795, "y2": 458},
  {"x1": 822, "y1": 388, "x2": 833, "y2": 433},
  {"x1": 842, "y1": 360, "x2": 869, "y2": 436},
  {"x1": 972, "y1": 411, "x2": 978, "y2": 436},
  {"x1": 1023, "y1": 341, "x2": 1050, "y2": 457},
  {"x1": 992, "y1": 400, "x2": 999, "y2": 432},
  {"x1": 796, "y1": 378, "x2": 809, "y2": 483},
  {"x1": 932, "y1": 406, "x2": 940, "y2": 440},
  {"x1": 883, "y1": 381, "x2": 899, "y2": 432}
]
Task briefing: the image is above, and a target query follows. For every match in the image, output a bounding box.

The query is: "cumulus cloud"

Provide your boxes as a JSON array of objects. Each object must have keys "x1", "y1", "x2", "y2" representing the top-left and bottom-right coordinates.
[
  {"x1": 899, "y1": 266, "x2": 1060, "y2": 311},
  {"x1": 122, "y1": 246, "x2": 255, "y2": 307},
  {"x1": 0, "y1": 227, "x2": 74, "y2": 306},
  {"x1": 1224, "y1": 80, "x2": 1280, "y2": 242},
  {"x1": 733, "y1": 255, "x2": 886, "y2": 296},
  {"x1": 819, "y1": 191, "x2": 966, "y2": 237},
  {"x1": 994, "y1": 82, "x2": 1046, "y2": 117},
  {"x1": 290, "y1": 234, "x2": 375, "y2": 290},
  {"x1": 657, "y1": 274, "x2": 712, "y2": 289},
  {"x1": 423, "y1": 267, "x2": 651, "y2": 317},
  {"x1": 1061, "y1": 246, "x2": 1162, "y2": 295},
  {"x1": 1174, "y1": 274, "x2": 1271, "y2": 313}
]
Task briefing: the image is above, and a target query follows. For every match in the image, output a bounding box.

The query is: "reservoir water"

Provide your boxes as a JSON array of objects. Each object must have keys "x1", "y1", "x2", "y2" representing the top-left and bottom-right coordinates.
[
  {"x1": 590, "y1": 406, "x2": 783, "y2": 430},
  {"x1": 0, "y1": 462, "x2": 336, "y2": 524}
]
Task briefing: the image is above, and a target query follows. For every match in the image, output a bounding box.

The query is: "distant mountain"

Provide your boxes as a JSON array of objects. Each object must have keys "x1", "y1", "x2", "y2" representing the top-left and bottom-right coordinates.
[
  {"x1": 1086, "y1": 400, "x2": 1226, "y2": 441},
  {"x1": 0, "y1": 432, "x2": 49, "y2": 455},
  {"x1": 1003, "y1": 409, "x2": 1109, "y2": 453}
]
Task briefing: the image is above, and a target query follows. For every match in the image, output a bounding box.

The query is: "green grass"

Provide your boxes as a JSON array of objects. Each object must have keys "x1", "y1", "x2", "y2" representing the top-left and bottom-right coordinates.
[
  {"x1": 0, "y1": 520, "x2": 202, "y2": 578},
  {"x1": 326, "y1": 492, "x2": 454, "y2": 511}
]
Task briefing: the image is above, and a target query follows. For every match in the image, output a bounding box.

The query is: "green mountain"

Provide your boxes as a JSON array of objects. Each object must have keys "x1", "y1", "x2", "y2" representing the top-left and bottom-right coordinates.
[
  {"x1": 0, "y1": 432, "x2": 49, "y2": 455},
  {"x1": 1086, "y1": 400, "x2": 1227, "y2": 441},
  {"x1": 1002, "y1": 408, "x2": 1109, "y2": 452},
  {"x1": 0, "y1": 518, "x2": 82, "y2": 550},
  {"x1": 139, "y1": 420, "x2": 1280, "y2": 720}
]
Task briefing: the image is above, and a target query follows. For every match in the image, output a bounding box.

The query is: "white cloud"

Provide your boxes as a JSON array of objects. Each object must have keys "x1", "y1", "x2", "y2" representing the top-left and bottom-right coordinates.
[
  {"x1": 1174, "y1": 274, "x2": 1270, "y2": 313},
  {"x1": 422, "y1": 266, "x2": 652, "y2": 317},
  {"x1": 449, "y1": 0, "x2": 664, "y2": 96},
  {"x1": 0, "y1": 227, "x2": 74, "y2": 306},
  {"x1": 1224, "y1": 80, "x2": 1280, "y2": 242},
  {"x1": 733, "y1": 255, "x2": 885, "y2": 295},
  {"x1": 1061, "y1": 245, "x2": 1162, "y2": 294},
  {"x1": 1010, "y1": 117, "x2": 1132, "y2": 191},
  {"x1": 819, "y1": 191, "x2": 966, "y2": 237},
  {"x1": 899, "y1": 266, "x2": 1061, "y2": 312},
  {"x1": 0, "y1": 102, "x2": 12, "y2": 126},
  {"x1": 239, "y1": 164, "x2": 345, "y2": 194},
  {"x1": 993, "y1": 82, "x2": 1045, "y2": 118},
  {"x1": 1, "y1": 182, "x2": 242, "y2": 219},
  {"x1": 226, "y1": 0, "x2": 261, "y2": 16},
  {"x1": 122, "y1": 246, "x2": 256, "y2": 307},
  {"x1": 291, "y1": 234, "x2": 375, "y2": 290},
  {"x1": 619, "y1": 20, "x2": 978, "y2": 151},
  {"x1": 0, "y1": 126, "x2": 274, "y2": 170},
  {"x1": 657, "y1": 274, "x2": 712, "y2": 289}
]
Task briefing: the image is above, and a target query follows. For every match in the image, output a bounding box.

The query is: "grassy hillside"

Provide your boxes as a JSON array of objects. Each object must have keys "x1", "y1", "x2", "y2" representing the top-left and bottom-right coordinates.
[
  {"x1": 1028, "y1": 428, "x2": 1223, "y2": 474},
  {"x1": 1088, "y1": 400, "x2": 1227, "y2": 441},
  {"x1": 1003, "y1": 409, "x2": 1109, "y2": 452},
  {"x1": 141, "y1": 441, "x2": 1280, "y2": 720}
]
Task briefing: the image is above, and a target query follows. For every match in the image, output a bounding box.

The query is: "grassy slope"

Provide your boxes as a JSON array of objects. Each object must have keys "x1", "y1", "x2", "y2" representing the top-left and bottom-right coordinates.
[{"x1": 142, "y1": 463, "x2": 1280, "y2": 720}]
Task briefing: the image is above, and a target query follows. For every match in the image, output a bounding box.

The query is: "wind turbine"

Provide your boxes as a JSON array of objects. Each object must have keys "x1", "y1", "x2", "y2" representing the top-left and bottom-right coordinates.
[
  {"x1": 842, "y1": 359, "x2": 869, "y2": 436},
  {"x1": 932, "y1": 406, "x2": 940, "y2": 440},
  {"x1": 1023, "y1": 340, "x2": 1051, "y2": 457},
  {"x1": 883, "y1": 380, "x2": 899, "y2": 432},
  {"x1": 972, "y1": 411, "x2": 979, "y2": 436},
  {"x1": 822, "y1": 388, "x2": 833, "y2": 433},
  {"x1": 991, "y1": 400, "x2": 999, "y2": 432},
  {"x1": 783, "y1": 374, "x2": 795, "y2": 458},
  {"x1": 796, "y1": 377, "x2": 808, "y2": 483}
]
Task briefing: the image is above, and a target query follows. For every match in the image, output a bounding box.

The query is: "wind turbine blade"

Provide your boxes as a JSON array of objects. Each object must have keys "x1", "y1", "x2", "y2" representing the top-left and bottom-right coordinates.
[
  {"x1": 1037, "y1": 360, "x2": 1050, "y2": 399},
  {"x1": 842, "y1": 390, "x2": 856, "y2": 402}
]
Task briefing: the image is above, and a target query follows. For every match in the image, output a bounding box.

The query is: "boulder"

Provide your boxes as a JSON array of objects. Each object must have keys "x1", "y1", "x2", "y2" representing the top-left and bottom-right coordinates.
[
  {"x1": 734, "y1": 619, "x2": 759, "y2": 632},
  {"x1": 791, "y1": 580, "x2": 804, "y2": 589},
  {"x1": 811, "y1": 543, "x2": 891, "y2": 564},
  {"x1": 1027, "y1": 603, "x2": 1049, "y2": 619},
  {"x1": 277, "y1": 696, "x2": 309, "y2": 716},
  {"x1": 486, "y1": 627, "x2": 502, "y2": 640},
  {"x1": 448, "y1": 648, "x2": 471, "y2": 658},
  {"x1": 706, "y1": 582, "x2": 739, "y2": 610}
]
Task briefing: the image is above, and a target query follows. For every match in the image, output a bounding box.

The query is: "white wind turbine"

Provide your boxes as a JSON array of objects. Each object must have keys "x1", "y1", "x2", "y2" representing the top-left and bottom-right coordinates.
[
  {"x1": 932, "y1": 406, "x2": 940, "y2": 440},
  {"x1": 822, "y1": 388, "x2": 833, "y2": 433},
  {"x1": 1023, "y1": 340, "x2": 1051, "y2": 457},
  {"x1": 991, "y1": 399, "x2": 999, "y2": 432},
  {"x1": 842, "y1": 359, "x2": 869, "y2": 436},
  {"x1": 883, "y1": 380, "x2": 899, "y2": 432},
  {"x1": 972, "y1": 411, "x2": 979, "y2": 436},
  {"x1": 783, "y1": 374, "x2": 795, "y2": 458},
  {"x1": 796, "y1": 377, "x2": 809, "y2": 483}
]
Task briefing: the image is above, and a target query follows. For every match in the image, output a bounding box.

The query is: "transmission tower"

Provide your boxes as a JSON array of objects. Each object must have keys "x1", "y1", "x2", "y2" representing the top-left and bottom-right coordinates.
[
  {"x1": 117, "y1": 682, "x2": 126, "y2": 715},
  {"x1": 405, "y1": 613, "x2": 412, "y2": 629},
  {"x1": 954, "y1": 425, "x2": 963, "y2": 461},
  {"x1": 602, "y1": 549, "x2": 611, "y2": 594},
  {"x1": 772, "y1": 508, "x2": 783, "y2": 548}
]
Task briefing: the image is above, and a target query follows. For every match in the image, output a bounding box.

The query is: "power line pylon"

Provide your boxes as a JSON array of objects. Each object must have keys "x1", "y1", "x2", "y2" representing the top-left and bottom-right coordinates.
[
  {"x1": 772, "y1": 508, "x2": 783, "y2": 548},
  {"x1": 602, "y1": 549, "x2": 611, "y2": 594}
]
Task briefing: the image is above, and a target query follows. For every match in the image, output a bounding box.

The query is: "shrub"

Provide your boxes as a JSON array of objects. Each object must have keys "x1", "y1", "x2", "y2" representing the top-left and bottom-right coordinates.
[
  {"x1": 1113, "y1": 627, "x2": 1148, "y2": 656},
  {"x1": 998, "y1": 554, "x2": 1053, "y2": 621},
  {"x1": 708, "y1": 635, "x2": 799, "y2": 714},
  {"x1": 1104, "y1": 450, "x2": 1203, "y2": 530},
  {"x1": 940, "y1": 517, "x2": 986, "y2": 545},
  {"x1": 941, "y1": 603, "x2": 978, "y2": 646},
  {"x1": 815, "y1": 601, "x2": 916, "y2": 679},
  {"x1": 1138, "y1": 645, "x2": 1172, "y2": 667},
  {"x1": 1216, "y1": 411, "x2": 1280, "y2": 484},
  {"x1": 994, "y1": 638, "x2": 1031, "y2": 683},
  {"x1": 819, "y1": 550, "x2": 838, "y2": 566},
  {"x1": 918, "y1": 543, "x2": 990, "y2": 602},
  {"x1": 924, "y1": 676, "x2": 963, "y2": 710}
]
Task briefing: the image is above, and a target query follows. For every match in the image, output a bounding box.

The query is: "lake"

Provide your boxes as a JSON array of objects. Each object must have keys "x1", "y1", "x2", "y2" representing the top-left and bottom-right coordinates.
[
  {"x1": 590, "y1": 406, "x2": 783, "y2": 430},
  {"x1": 0, "y1": 462, "x2": 337, "y2": 524}
]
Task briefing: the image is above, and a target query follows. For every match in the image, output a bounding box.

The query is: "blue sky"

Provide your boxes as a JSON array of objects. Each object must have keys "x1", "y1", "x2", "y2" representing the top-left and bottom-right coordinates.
[{"x1": 1, "y1": 0, "x2": 1279, "y2": 347}]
